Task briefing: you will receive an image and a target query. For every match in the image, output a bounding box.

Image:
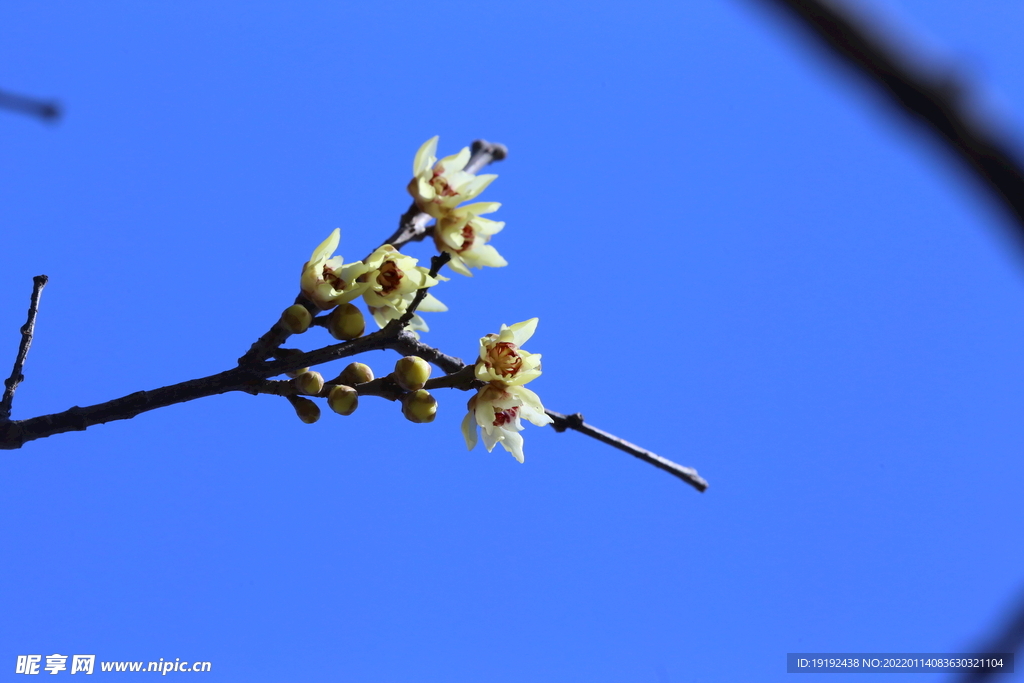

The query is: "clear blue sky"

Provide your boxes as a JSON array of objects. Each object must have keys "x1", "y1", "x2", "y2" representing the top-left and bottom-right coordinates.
[{"x1": 2, "y1": 1, "x2": 1023, "y2": 680}]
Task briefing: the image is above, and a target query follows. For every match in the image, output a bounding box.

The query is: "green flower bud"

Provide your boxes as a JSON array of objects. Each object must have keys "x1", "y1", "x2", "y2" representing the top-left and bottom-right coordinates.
[
  {"x1": 394, "y1": 356, "x2": 431, "y2": 392},
  {"x1": 293, "y1": 371, "x2": 324, "y2": 395},
  {"x1": 327, "y1": 303, "x2": 365, "y2": 341},
  {"x1": 338, "y1": 362, "x2": 374, "y2": 386},
  {"x1": 328, "y1": 384, "x2": 358, "y2": 416},
  {"x1": 401, "y1": 389, "x2": 437, "y2": 424},
  {"x1": 289, "y1": 396, "x2": 320, "y2": 424},
  {"x1": 281, "y1": 304, "x2": 313, "y2": 334}
]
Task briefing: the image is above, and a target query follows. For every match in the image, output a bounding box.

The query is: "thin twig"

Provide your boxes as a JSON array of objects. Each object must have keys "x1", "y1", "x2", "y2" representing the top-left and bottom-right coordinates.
[
  {"x1": 237, "y1": 296, "x2": 317, "y2": 366},
  {"x1": 1, "y1": 275, "x2": 48, "y2": 421},
  {"x1": 547, "y1": 410, "x2": 708, "y2": 492},
  {"x1": 752, "y1": 0, "x2": 1024, "y2": 251},
  {"x1": 382, "y1": 139, "x2": 508, "y2": 251},
  {"x1": 0, "y1": 89, "x2": 61, "y2": 122}
]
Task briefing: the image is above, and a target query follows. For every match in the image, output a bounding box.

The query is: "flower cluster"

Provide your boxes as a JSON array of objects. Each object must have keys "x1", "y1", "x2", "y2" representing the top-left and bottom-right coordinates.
[
  {"x1": 298, "y1": 228, "x2": 444, "y2": 337},
  {"x1": 408, "y1": 137, "x2": 507, "y2": 277},
  {"x1": 462, "y1": 318, "x2": 552, "y2": 463},
  {"x1": 284, "y1": 139, "x2": 551, "y2": 465}
]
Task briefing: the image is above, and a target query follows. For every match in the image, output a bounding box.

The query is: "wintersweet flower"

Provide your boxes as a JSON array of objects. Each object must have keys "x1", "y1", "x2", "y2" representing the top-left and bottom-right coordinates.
[
  {"x1": 433, "y1": 202, "x2": 508, "y2": 277},
  {"x1": 300, "y1": 229, "x2": 371, "y2": 310},
  {"x1": 359, "y1": 244, "x2": 447, "y2": 333},
  {"x1": 475, "y1": 318, "x2": 542, "y2": 386},
  {"x1": 407, "y1": 136, "x2": 497, "y2": 219},
  {"x1": 461, "y1": 383, "x2": 553, "y2": 463}
]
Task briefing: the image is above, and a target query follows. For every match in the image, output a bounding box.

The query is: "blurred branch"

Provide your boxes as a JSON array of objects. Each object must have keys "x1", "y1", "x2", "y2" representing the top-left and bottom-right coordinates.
[
  {"x1": 0, "y1": 88, "x2": 61, "y2": 122},
  {"x1": 955, "y1": 586, "x2": 1024, "y2": 683},
  {"x1": 752, "y1": 0, "x2": 1024, "y2": 251},
  {"x1": 1, "y1": 276, "x2": 48, "y2": 421}
]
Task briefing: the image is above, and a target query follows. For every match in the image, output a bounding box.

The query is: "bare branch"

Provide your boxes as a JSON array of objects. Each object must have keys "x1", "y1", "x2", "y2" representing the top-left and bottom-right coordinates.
[
  {"x1": 547, "y1": 411, "x2": 709, "y2": 492},
  {"x1": 388, "y1": 331, "x2": 468, "y2": 375},
  {"x1": 382, "y1": 139, "x2": 508, "y2": 251},
  {"x1": 751, "y1": 0, "x2": 1024, "y2": 252},
  {"x1": 1, "y1": 275, "x2": 48, "y2": 421},
  {"x1": 238, "y1": 296, "x2": 317, "y2": 366},
  {"x1": 0, "y1": 89, "x2": 61, "y2": 122}
]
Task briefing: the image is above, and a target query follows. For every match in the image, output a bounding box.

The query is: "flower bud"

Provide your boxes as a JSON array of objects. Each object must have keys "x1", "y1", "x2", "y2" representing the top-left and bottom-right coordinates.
[
  {"x1": 401, "y1": 389, "x2": 437, "y2": 423},
  {"x1": 394, "y1": 356, "x2": 431, "y2": 392},
  {"x1": 338, "y1": 362, "x2": 374, "y2": 386},
  {"x1": 289, "y1": 396, "x2": 320, "y2": 424},
  {"x1": 327, "y1": 303, "x2": 365, "y2": 340},
  {"x1": 285, "y1": 367, "x2": 310, "y2": 379},
  {"x1": 293, "y1": 371, "x2": 324, "y2": 395},
  {"x1": 280, "y1": 304, "x2": 312, "y2": 334},
  {"x1": 328, "y1": 384, "x2": 358, "y2": 416}
]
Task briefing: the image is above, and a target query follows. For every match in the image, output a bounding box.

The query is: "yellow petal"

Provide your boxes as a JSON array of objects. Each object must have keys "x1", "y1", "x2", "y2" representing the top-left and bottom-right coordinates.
[
  {"x1": 413, "y1": 136, "x2": 438, "y2": 176},
  {"x1": 310, "y1": 228, "x2": 340, "y2": 263},
  {"x1": 506, "y1": 318, "x2": 538, "y2": 347}
]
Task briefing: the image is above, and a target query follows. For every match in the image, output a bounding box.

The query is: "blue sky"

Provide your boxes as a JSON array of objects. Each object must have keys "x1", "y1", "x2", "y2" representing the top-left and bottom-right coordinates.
[{"x1": 2, "y1": 1, "x2": 1023, "y2": 680}]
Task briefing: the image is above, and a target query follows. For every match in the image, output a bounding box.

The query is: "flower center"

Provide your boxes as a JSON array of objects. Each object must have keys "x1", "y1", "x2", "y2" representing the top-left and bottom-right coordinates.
[
  {"x1": 322, "y1": 265, "x2": 345, "y2": 290},
  {"x1": 487, "y1": 342, "x2": 522, "y2": 377},
  {"x1": 493, "y1": 406, "x2": 519, "y2": 427},
  {"x1": 456, "y1": 223, "x2": 475, "y2": 253},
  {"x1": 430, "y1": 168, "x2": 458, "y2": 197},
  {"x1": 376, "y1": 261, "x2": 403, "y2": 295}
]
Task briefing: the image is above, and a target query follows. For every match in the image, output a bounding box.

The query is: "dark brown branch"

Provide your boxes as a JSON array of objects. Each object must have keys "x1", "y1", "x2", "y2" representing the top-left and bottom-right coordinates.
[
  {"x1": 237, "y1": 296, "x2": 317, "y2": 366},
  {"x1": 0, "y1": 329, "x2": 393, "y2": 450},
  {"x1": 387, "y1": 331, "x2": 468, "y2": 375},
  {"x1": 752, "y1": 0, "x2": 1024, "y2": 250},
  {"x1": 0, "y1": 89, "x2": 61, "y2": 122},
  {"x1": 547, "y1": 411, "x2": 708, "y2": 492},
  {"x1": 382, "y1": 139, "x2": 508, "y2": 251},
  {"x1": 1, "y1": 275, "x2": 48, "y2": 421}
]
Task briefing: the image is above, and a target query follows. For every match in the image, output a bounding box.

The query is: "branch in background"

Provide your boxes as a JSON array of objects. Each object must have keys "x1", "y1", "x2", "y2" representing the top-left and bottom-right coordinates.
[
  {"x1": 956, "y1": 585, "x2": 1024, "y2": 683},
  {"x1": 383, "y1": 139, "x2": 508, "y2": 251},
  {"x1": 0, "y1": 89, "x2": 61, "y2": 122},
  {"x1": 547, "y1": 411, "x2": 709, "y2": 492},
  {"x1": 752, "y1": 0, "x2": 1024, "y2": 251},
  {"x1": 1, "y1": 275, "x2": 48, "y2": 421}
]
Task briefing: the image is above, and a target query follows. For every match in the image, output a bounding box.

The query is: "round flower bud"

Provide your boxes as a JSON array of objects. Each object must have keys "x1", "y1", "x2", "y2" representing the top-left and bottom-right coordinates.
[
  {"x1": 327, "y1": 303, "x2": 365, "y2": 341},
  {"x1": 401, "y1": 389, "x2": 437, "y2": 424},
  {"x1": 281, "y1": 304, "x2": 313, "y2": 334},
  {"x1": 394, "y1": 356, "x2": 431, "y2": 392},
  {"x1": 293, "y1": 371, "x2": 324, "y2": 395},
  {"x1": 289, "y1": 396, "x2": 320, "y2": 424},
  {"x1": 338, "y1": 362, "x2": 374, "y2": 386},
  {"x1": 328, "y1": 384, "x2": 358, "y2": 416}
]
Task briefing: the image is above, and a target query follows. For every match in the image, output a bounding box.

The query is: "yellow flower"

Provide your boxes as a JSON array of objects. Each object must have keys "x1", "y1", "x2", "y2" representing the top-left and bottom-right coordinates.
[
  {"x1": 461, "y1": 383, "x2": 552, "y2": 463},
  {"x1": 407, "y1": 136, "x2": 497, "y2": 219},
  {"x1": 360, "y1": 245, "x2": 447, "y2": 333},
  {"x1": 433, "y1": 202, "x2": 508, "y2": 277},
  {"x1": 475, "y1": 318, "x2": 542, "y2": 386},
  {"x1": 299, "y1": 229, "x2": 371, "y2": 310}
]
